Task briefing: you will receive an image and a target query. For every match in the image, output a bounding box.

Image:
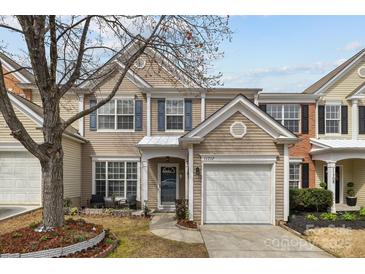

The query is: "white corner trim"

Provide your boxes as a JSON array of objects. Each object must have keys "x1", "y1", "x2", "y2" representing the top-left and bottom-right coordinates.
[
  {"x1": 141, "y1": 159, "x2": 148, "y2": 204},
  {"x1": 146, "y1": 92, "x2": 151, "y2": 136},
  {"x1": 79, "y1": 95, "x2": 84, "y2": 137},
  {"x1": 201, "y1": 92, "x2": 206, "y2": 122},
  {"x1": 352, "y1": 99, "x2": 359, "y2": 140},
  {"x1": 188, "y1": 145, "x2": 194, "y2": 221},
  {"x1": 283, "y1": 144, "x2": 289, "y2": 222}
]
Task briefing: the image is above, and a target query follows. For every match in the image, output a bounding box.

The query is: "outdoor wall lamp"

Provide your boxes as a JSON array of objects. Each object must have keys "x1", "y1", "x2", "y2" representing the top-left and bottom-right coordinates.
[{"x1": 195, "y1": 167, "x2": 200, "y2": 176}]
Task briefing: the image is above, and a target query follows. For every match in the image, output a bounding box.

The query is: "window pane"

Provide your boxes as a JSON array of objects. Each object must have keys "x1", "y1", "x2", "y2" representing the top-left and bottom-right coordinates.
[
  {"x1": 166, "y1": 99, "x2": 184, "y2": 115},
  {"x1": 108, "y1": 162, "x2": 125, "y2": 197},
  {"x1": 95, "y1": 162, "x2": 106, "y2": 196},
  {"x1": 108, "y1": 162, "x2": 125, "y2": 180},
  {"x1": 166, "y1": 116, "x2": 183, "y2": 130},
  {"x1": 267, "y1": 104, "x2": 282, "y2": 121},
  {"x1": 108, "y1": 180, "x2": 124, "y2": 197},
  {"x1": 326, "y1": 120, "x2": 339, "y2": 133},
  {"x1": 289, "y1": 163, "x2": 300, "y2": 189},
  {"x1": 98, "y1": 115, "x2": 115, "y2": 129},
  {"x1": 96, "y1": 180, "x2": 106, "y2": 196},
  {"x1": 98, "y1": 100, "x2": 115, "y2": 115},
  {"x1": 117, "y1": 99, "x2": 134, "y2": 115},
  {"x1": 325, "y1": 105, "x2": 340, "y2": 119},
  {"x1": 284, "y1": 104, "x2": 300, "y2": 119},
  {"x1": 284, "y1": 120, "x2": 299, "y2": 132},
  {"x1": 126, "y1": 162, "x2": 137, "y2": 197},
  {"x1": 127, "y1": 180, "x2": 137, "y2": 197},
  {"x1": 117, "y1": 116, "x2": 134, "y2": 129}
]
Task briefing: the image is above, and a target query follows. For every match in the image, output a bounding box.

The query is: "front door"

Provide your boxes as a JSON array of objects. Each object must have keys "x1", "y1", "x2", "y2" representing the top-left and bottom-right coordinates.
[
  {"x1": 160, "y1": 164, "x2": 178, "y2": 205},
  {"x1": 324, "y1": 166, "x2": 341, "y2": 203}
]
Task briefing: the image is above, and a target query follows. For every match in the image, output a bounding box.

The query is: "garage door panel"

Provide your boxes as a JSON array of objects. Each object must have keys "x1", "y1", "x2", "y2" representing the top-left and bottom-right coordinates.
[
  {"x1": 0, "y1": 151, "x2": 41, "y2": 205},
  {"x1": 204, "y1": 164, "x2": 273, "y2": 224}
]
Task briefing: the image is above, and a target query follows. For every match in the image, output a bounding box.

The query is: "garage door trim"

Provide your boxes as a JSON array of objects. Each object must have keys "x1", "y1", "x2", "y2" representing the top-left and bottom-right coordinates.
[{"x1": 201, "y1": 154, "x2": 277, "y2": 225}]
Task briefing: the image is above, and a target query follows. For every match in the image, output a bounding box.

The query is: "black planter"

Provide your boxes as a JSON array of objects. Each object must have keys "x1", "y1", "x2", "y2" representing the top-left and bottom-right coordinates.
[{"x1": 346, "y1": 196, "x2": 357, "y2": 206}]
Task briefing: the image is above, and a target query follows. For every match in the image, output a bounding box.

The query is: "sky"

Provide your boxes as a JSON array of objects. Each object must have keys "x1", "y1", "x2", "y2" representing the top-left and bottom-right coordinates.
[
  {"x1": 1, "y1": 16, "x2": 365, "y2": 93},
  {"x1": 217, "y1": 16, "x2": 365, "y2": 92}
]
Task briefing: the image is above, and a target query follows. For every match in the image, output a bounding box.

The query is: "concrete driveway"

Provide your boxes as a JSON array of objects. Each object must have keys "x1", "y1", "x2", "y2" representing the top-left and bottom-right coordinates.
[
  {"x1": 0, "y1": 205, "x2": 39, "y2": 221},
  {"x1": 200, "y1": 225, "x2": 332, "y2": 258}
]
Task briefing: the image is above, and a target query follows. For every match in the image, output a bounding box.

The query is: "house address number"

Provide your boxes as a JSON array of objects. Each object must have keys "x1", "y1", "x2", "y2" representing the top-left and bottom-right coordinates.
[{"x1": 202, "y1": 156, "x2": 215, "y2": 161}]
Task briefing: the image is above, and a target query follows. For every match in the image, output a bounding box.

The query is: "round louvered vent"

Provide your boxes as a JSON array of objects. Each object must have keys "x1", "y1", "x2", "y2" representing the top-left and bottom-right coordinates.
[
  {"x1": 134, "y1": 57, "x2": 146, "y2": 69},
  {"x1": 358, "y1": 66, "x2": 365, "y2": 78},
  {"x1": 230, "y1": 121, "x2": 247, "y2": 138}
]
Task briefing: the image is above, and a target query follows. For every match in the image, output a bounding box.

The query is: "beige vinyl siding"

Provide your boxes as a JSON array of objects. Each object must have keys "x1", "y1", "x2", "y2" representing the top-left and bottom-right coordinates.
[
  {"x1": 147, "y1": 157, "x2": 185, "y2": 209},
  {"x1": 0, "y1": 106, "x2": 43, "y2": 143},
  {"x1": 318, "y1": 59, "x2": 365, "y2": 140},
  {"x1": 352, "y1": 160, "x2": 365, "y2": 206},
  {"x1": 80, "y1": 77, "x2": 146, "y2": 205},
  {"x1": 63, "y1": 137, "x2": 82, "y2": 206},
  {"x1": 151, "y1": 98, "x2": 201, "y2": 135},
  {"x1": 192, "y1": 112, "x2": 285, "y2": 223},
  {"x1": 32, "y1": 92, "x2": 80, "y2": 130},
  {"x1": 205, "y1": 98, "x2": 230, "y2": 118}
]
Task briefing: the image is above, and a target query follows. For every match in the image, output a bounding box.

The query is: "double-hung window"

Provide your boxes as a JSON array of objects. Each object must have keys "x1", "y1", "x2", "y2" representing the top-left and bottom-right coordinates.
[
  {"x1": 97, "y1": 98, "x2": 134, "y2": 130},
  {"x1": 289, "y1": 163, "x2": 301, "y2": 189},
  {"x1": 166, "y1": 99, "x2": 184, "y2": 130},
  {"x1": 266, "y1": 104, "x2": 300, "y2": 133},
  {"x1": 325, "y1": 104, "x2": 341, "y2": 134},
  {"x1": 95, "y1": 161, "x2": 138, "y2": 198}
]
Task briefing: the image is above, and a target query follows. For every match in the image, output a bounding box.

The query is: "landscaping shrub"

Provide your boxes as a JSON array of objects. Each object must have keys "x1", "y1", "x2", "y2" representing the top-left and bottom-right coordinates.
[
  {"x1": 175, "y1": 199, "x2": 188, "y2": 220},
  {"x1": 359, "y1": 207, "x2": 365, "y2": 217},
  {"x1": 306, "y1": 213, "x2": 318, "y2": 221},
  {"x1": 341, "y1": 212, "x2": 357, "y2": 221},
  {"x1": 319, "y1": 212, "x2": 337, "y2": 221},
  {"x1": 290, "y1": 188, "x2": 333, "y2": 212}
]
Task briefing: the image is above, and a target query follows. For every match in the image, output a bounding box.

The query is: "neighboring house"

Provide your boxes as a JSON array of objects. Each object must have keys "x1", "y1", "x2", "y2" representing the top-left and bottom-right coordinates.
[{"x1": 3, "y1": 45, "x2": 365, "y2": 224}]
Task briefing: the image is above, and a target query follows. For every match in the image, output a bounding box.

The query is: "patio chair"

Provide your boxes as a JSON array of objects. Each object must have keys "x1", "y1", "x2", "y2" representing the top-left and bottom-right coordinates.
[
  {"x1": 126, "y1": 194, "x2": 137, "y2": 209},
  {"x1": 90, "y1": 194, "x2": 105, "y2": 208}
]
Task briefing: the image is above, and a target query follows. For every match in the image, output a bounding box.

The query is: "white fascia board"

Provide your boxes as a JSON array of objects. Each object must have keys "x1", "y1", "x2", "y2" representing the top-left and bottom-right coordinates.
[
  {"x1": 184, "y1": 96, "x2": 297, "y2": 141},
  {"x1": 348, "y1": 85, "x2": 365, "y2": 100},
  {"x1": 8, "y1": 93, "x2": 43, "y2": 127},
  {"x1": 114, "y1": 61, "x2": 152, "y2": 88},
  {"x1": 258, "y1": 93, "x2": 318, "y2": 103},
  {"x1": 0, "y1": 57, "x2": 31, "y2": 83},
  {"x1": 309, "y1": 138, "x2": 331, "y2": 149},
  {"x1": 315, "y1": 53, "x2": 365, "y2": 95},
  {"x1": 91, "y1": 155, "x2": 141, "y2": 162}
]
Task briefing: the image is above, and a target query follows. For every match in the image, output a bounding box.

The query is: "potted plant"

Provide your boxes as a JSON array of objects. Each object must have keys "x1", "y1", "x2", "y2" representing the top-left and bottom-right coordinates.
[{"x1": 346, "y1": 182, "x2": 357, "y2": 206}]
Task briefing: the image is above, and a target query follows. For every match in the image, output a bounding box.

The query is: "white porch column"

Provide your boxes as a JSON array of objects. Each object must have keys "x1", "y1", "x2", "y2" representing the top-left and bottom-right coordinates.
[
  {"x1": 327, "y1": 161, "x2": 337, "y2": 213},
  {"x1": 200, "y1": 91, "x2": 206, "y2": 122},
  {"x1": 146, "y1": 92, "x2": 151, "y2": 136},
  {"x1": 188, "y1": 145, "x2": 194, "y2": 220},
  {"x1": 141, "y1": 159, "x2": 149, "y2": 206},
  {"x1": 78, "y1": 95, "x2": 84, "y2": 136},
  {"x1": 185, "y1": 161, "x2": 189, "y2": 199},
  {"x1": 352, "y1": 99, "x2": 359, "y2": 140}
]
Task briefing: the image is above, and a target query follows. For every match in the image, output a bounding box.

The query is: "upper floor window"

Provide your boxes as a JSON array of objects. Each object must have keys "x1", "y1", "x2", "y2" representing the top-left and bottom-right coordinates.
[
  {"x1": 166, "y1": 99, "x2": 184, "y2": 130},
  {"x1": 266, "y1": 104, "x2": 300, "y2": 133},
  {"x1": 325, "y1": 104, "x2": 341, "y2": 134},
  {"x1": 289, "y1": 163, "x2": 301, "y2": 189},
  {"x1": 97, "y1": 98, "x2": 134, "y2": 130}
]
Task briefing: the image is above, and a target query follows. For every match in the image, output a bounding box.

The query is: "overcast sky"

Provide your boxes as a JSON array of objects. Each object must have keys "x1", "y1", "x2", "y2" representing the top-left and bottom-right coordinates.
[
  {"x1": 217, "y1": 16, "x2": 365, "y2": 92},
  {"x1": 1, "y1": 16, "x2": 365, "y2": 93}
]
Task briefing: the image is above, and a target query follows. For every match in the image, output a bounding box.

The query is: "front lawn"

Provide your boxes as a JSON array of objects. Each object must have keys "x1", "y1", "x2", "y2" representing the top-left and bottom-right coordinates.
[{"x1": 0, "y1": 210, "x2": 208, "y2": 258}]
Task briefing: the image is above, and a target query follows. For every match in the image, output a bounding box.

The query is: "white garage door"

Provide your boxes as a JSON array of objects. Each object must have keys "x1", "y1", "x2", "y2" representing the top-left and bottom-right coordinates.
[
  {"x1": 204, "y1": 164, "x2": 273, "y2": 224},
  {"x1": 0, "y1": 151, "x2": 41, "y2": 205}
]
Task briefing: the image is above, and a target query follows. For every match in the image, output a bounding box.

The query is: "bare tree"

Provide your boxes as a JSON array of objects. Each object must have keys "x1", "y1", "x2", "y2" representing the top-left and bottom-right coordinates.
[{"x1": 0, "y1": 15, "x2": 231, "y2": 229}]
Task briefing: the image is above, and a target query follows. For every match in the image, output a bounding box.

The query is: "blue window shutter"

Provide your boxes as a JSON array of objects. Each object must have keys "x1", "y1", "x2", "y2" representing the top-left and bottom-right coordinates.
[
  {"x1": 135, "y1": 100, "x2": 143, "y2": 131},
  {"x1": 157, "y1": 99, "x2": 165, "y2": 131},
  {"x1": 185, "y1": 99, "x2": 192, "y2": 131},
  {"x1": 89, "y1": 99, "x2": 97, "y2": 131},
  {"x1": 341, "y1": 105, "x2": 348, "y2": 134}
]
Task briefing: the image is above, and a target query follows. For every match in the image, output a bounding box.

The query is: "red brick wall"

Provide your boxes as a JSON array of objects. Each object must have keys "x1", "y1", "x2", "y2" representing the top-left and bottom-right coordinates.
[{"x1": 289, "y1": 104, "x2": 316, "y2": 188}]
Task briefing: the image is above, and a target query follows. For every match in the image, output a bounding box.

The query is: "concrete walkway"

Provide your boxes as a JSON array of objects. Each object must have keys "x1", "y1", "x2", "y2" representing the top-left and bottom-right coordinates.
[
  {"x1": 0, "y1": 205, "x2": 40, "y2": 221},
  {"x1": 150, "y1": 213, "x2": 204, "y2": 244},
  {"x1": 201, "y1": 225, "x2": 333, "y2": 258}
]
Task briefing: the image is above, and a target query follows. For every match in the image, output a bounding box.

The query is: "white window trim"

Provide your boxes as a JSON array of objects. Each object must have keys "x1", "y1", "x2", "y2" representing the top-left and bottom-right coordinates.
[
  {"x1": 267, "y1": 104, "x2": 301, "y2": 133},
  {"x1": 165, "y1": 98, "x2": 185, "y2": 132},
  {"x1": 96, "y1": 97, "x2": 135, "y2": 132},
  {"x1": 289, "y1": 162, "x2": 302, "y2": 189},
  {"x1": 324, "y1": 103, "x2": 341, "y2": 136},
  {"x1": 92, "y1": 159, "x2": 140, "y2": 200}
]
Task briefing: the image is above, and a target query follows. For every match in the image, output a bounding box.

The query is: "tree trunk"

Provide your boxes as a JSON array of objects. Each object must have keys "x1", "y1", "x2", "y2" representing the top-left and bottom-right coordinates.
[{"x1": 41, "y1": 145, "x2": 64, "y2": 228}]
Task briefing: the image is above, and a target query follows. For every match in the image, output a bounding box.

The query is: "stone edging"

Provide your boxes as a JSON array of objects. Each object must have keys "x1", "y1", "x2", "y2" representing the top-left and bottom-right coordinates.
[
  {"x1": 92, "y1": 233, "x2": 120, "y2": 258},
  {"x1": 0, "y1": 230, "x2": 105, "y2": 258}
]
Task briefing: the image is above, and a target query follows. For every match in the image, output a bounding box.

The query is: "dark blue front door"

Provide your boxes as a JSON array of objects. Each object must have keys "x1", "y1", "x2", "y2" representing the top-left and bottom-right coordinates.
[{"x1": 160, "y1": 166, "x2": 177, "y2": 204}]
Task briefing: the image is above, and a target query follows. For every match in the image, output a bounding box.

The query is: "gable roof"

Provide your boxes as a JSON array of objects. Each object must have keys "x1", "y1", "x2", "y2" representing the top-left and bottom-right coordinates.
[
  {"x1": 8, "y1": 93, "x2": 86, "y2": 143},
  {"x1": 0, "y1": 52, "x2": 35, "y2": 83},
  {"x1": 180, "y1": 94, "x2": 297, "y2": 144},
  {"x1": 303, "y1": 48, "x2": 365, "y2": 94}
]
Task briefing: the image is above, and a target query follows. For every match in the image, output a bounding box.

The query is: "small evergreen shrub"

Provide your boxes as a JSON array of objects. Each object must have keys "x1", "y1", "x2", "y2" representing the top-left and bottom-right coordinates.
[
  {"x1": 290, "y1": 188, "x2": 333, "y2": 212},
  {"x1": 341, "y1": 212, "x2": 357, "y2": 221},
  {"x1": 175, "y1": 199, "x2": 188, "y2": 220},
  {"x1": 306, "y1": 213, "x2": 318, "y2": 221},
  {"x1": 319, "y1": 212, "x2": 337, "y2": 221},
  {"x1": 359, "y1": 207, "x2": 365, "y2": 217}
]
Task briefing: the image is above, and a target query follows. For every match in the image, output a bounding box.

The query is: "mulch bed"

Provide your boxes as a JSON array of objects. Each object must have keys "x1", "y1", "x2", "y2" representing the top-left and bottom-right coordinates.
[
  {"x1": 0, "y1": 218, "x2": 103, "y2": 254},
  {"x1": 287, "y1": 212, "x2": 365, "y2": 234},
  {"x1": 177, "y1": 219, "x2": 198, "y2": 229}
]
